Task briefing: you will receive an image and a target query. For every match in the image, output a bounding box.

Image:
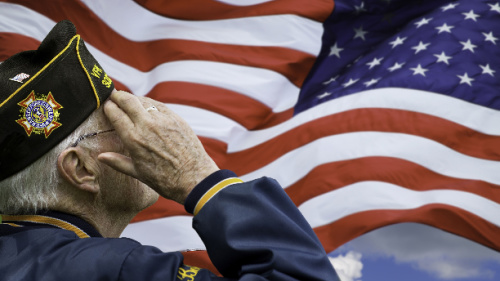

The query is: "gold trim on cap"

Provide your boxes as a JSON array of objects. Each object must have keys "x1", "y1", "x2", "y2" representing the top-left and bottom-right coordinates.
[{"x1": 75, "y1": 35, "x2": 101, "y2": 108}]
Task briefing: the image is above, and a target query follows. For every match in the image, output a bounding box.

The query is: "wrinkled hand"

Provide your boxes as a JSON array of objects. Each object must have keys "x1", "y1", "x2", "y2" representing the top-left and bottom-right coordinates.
[{"x1": 97, "y1": 91, "x2": 219, "y2": 204}]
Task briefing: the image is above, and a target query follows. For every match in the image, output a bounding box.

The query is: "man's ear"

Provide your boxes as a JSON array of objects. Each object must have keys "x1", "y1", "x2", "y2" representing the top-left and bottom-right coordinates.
[{"x1": 57, "y1": 147, "x2": 100, "y2": 194}]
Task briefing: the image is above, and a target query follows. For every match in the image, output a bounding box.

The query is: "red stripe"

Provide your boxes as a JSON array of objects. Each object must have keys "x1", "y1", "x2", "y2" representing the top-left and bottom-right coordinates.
[
  {"x1": 0, "y1": 33, "x2": 40, "y2": 60},
  {"x1": 197, "y1": 108, "x2": 500, "y2": 176},
  {"x1": 134, "y1": 0, "x2": 334, "y2": 22},
  {"x1": 146, "y1": 82, "x2": 293, "y2": 130},
  {"x1": 112, "y1": 80, "x2": 132, "y2": 94},
  {"x1": 314, "y1": 204, "x2": 500, "y2": 253},
  {"x1": 5, "y1": 0, "x2": 315, "y2": 86},
  {"x1": 285, "y1": 157, "x2": 500, "y2": 206}
]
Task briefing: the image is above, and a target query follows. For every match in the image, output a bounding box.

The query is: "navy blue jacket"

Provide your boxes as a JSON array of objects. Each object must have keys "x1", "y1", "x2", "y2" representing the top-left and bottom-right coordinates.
[{"x1": 0, "y1": 170, "x2": 338, "y2": 280}]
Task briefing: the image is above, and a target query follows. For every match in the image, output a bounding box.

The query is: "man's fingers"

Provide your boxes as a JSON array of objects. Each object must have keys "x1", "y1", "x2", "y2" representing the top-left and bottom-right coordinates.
[
  {"x1": 102, "y1": 99, "x2": 134, "y2": 136},
  {"x1": 97, "y1": 152, "x2": 137, "y2": 178},
  {"x1": 138, "y1": 96, "x2": 173, "y2": 115},
  {"x1": 151, "y1": 99, "x2": 176, "y2": 115},
  {"x1": 109, "y1": 91, "x2": 148, "y2": 122}
]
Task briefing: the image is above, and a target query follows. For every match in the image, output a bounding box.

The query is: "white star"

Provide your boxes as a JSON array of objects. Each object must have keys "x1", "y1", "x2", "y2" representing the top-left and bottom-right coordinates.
[
  {"x1": 483, "y1": 32, "x2": 498, "y2": 45},
  {"x1": 389, "y1": 36, "x2": 407, "y2": 48},
  {"x1": 457, "y1": 73, "x2": 474, "y2": 86},
  {"x1": 366, "y1": 57, "x2": 384, "y2": 69},
  {"x1": 410, "y1": 64, "x2": 428, "y2": 76},
  {"x1": 435, "y1": 23, "x2": 454, "y2": 33},
  {"x1": 480, "y1": 64, "x2": 495, "y2": 77},
  {"x1": 434, "y1": 52, "x2": 452, "y2": 65},
  {"x1": 441, "y1": 3, "x2": 459, "y2": 11},
  {"x1": 322, "y1": 75, "x2": 339, "y2": 85},
  {"x1": 329, "y1": 43, "x2": 344, "y2": 58},
  {"x1": 414, "y1": 17, "x2": 432, "y2": 28},
  {"x1": 364, "y1": 78, "x2": 380, "y2": 87},
  {"x1": 462, "y1": 10, "x2": 480, "y2": 21},
  {"x1": 343, "y1": 78, "x2": 359, "y2": 88},
  {"x1": 317, "y1": 92, "x2": 332, "y2": 99},
  {"x1": 354, "y1": 2, "x2": 367, "y2": 14},
  {"x1": 353, "y1": 26, "x2": 369, "y2": 41},
  {"x1": 488, "y1": 3, "x2": 500, "y2": 13},
  {"x1": 388, "y1": 62, "x2": 405, "y2": 72},
  {"x1": 411, "y1": 41, "x2": 430, "y2": 54},
  {"x1": 460, "y1": 39, "x2": 477, "y2": 53}
]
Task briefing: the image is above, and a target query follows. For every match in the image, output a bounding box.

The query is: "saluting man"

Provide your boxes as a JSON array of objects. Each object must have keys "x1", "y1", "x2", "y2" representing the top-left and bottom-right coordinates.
[{"x1": 0, "y1": 20, "x2": 338, "y2": 281}]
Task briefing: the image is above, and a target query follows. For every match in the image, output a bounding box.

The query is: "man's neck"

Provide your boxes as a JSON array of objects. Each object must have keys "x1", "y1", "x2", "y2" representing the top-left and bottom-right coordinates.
[
  {"x1": 51, "y1": 201, "x2": 137, "y2": 238},
  {"x1": 81, "y1": 210, "x2": 135, "y2": 238}
]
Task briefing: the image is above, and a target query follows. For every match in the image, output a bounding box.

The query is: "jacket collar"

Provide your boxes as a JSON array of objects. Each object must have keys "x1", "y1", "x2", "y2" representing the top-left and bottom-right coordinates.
[{"x1": 0, "y1": 211, "x2": 102, "y2": 238}]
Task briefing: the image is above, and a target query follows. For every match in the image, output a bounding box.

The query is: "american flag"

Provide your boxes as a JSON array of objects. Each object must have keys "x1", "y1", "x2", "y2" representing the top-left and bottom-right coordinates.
[{"x1": 1, "y1": 0, "x2": 499, "y2": 269}]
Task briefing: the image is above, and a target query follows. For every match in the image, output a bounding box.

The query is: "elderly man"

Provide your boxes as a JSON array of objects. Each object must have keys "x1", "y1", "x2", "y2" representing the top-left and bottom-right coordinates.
[{"x1": 0, "y1": 21, "x2": 338, "y2": 280}]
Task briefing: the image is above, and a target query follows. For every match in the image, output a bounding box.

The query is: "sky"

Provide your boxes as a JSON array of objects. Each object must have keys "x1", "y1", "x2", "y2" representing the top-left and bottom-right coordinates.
[{"x1": 328, "y1": 223, "x2": 500, "y2": 281}]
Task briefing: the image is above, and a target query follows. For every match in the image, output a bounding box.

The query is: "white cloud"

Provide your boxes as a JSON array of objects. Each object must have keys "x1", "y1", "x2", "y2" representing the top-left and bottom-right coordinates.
[
  {"x1": 329, "y1": 251, "x2": 363, "y2": 281},
  {"x1": 340, "y1": 223, "x2": 500, "y2": 280}
]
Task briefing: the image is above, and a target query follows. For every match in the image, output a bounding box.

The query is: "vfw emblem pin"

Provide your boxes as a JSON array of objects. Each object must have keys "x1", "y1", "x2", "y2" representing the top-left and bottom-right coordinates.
[{"x1": 16, "y1": 91, "x2": 63, "y2": 138}]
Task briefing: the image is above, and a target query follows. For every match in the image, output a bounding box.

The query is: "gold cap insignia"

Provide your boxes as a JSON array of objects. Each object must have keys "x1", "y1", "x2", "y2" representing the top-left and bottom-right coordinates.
[{"x1": 16, "y1": 91, "x2": 63, "y2": 138}]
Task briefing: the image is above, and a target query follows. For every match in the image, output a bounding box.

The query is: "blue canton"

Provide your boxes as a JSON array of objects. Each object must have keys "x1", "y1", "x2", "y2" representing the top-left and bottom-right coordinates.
[{"x1": 297, "y1": 0, "x2": 500, "y2": 114}]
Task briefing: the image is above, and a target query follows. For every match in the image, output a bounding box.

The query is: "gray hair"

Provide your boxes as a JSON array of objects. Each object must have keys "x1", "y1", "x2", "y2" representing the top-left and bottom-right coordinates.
[{"x1": 0, "y1": 109, "x2": 102, "y2": 214}]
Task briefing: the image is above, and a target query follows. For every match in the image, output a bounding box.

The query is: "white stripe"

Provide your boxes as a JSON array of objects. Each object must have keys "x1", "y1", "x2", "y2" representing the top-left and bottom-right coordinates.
[
  {"x1": 80, "y1": 0, "x2": 323, "y2": 55},
  {"x1": 239, "y1": 132, "x2": 500, "y2": 187},
  {"x1": 215, "y1": 0, "x2": 275, "y2": 6},
  {"x1": 0, "y1": 3, "x2": 54, "y2": 40},
  {"x1": 299, "y1": 181, "x2": 500, "y2": 228},
  {"x1": 167, "y1": 104, "x2": 246, "y2": 142},
  {"x1": 121, "y1": 216, "x2": 205, "y2": 252}
]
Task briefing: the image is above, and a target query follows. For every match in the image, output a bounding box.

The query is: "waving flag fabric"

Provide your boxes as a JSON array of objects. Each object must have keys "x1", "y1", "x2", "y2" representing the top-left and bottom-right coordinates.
[{"x1": 1, "y1": 0, "x2": 500, "y2": 268}]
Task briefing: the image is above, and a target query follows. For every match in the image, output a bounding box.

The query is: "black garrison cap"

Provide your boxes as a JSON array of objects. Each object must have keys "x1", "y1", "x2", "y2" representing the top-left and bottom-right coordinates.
[{"x1": 0, "y1": 20, "x2": 114, "y2": 180}]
